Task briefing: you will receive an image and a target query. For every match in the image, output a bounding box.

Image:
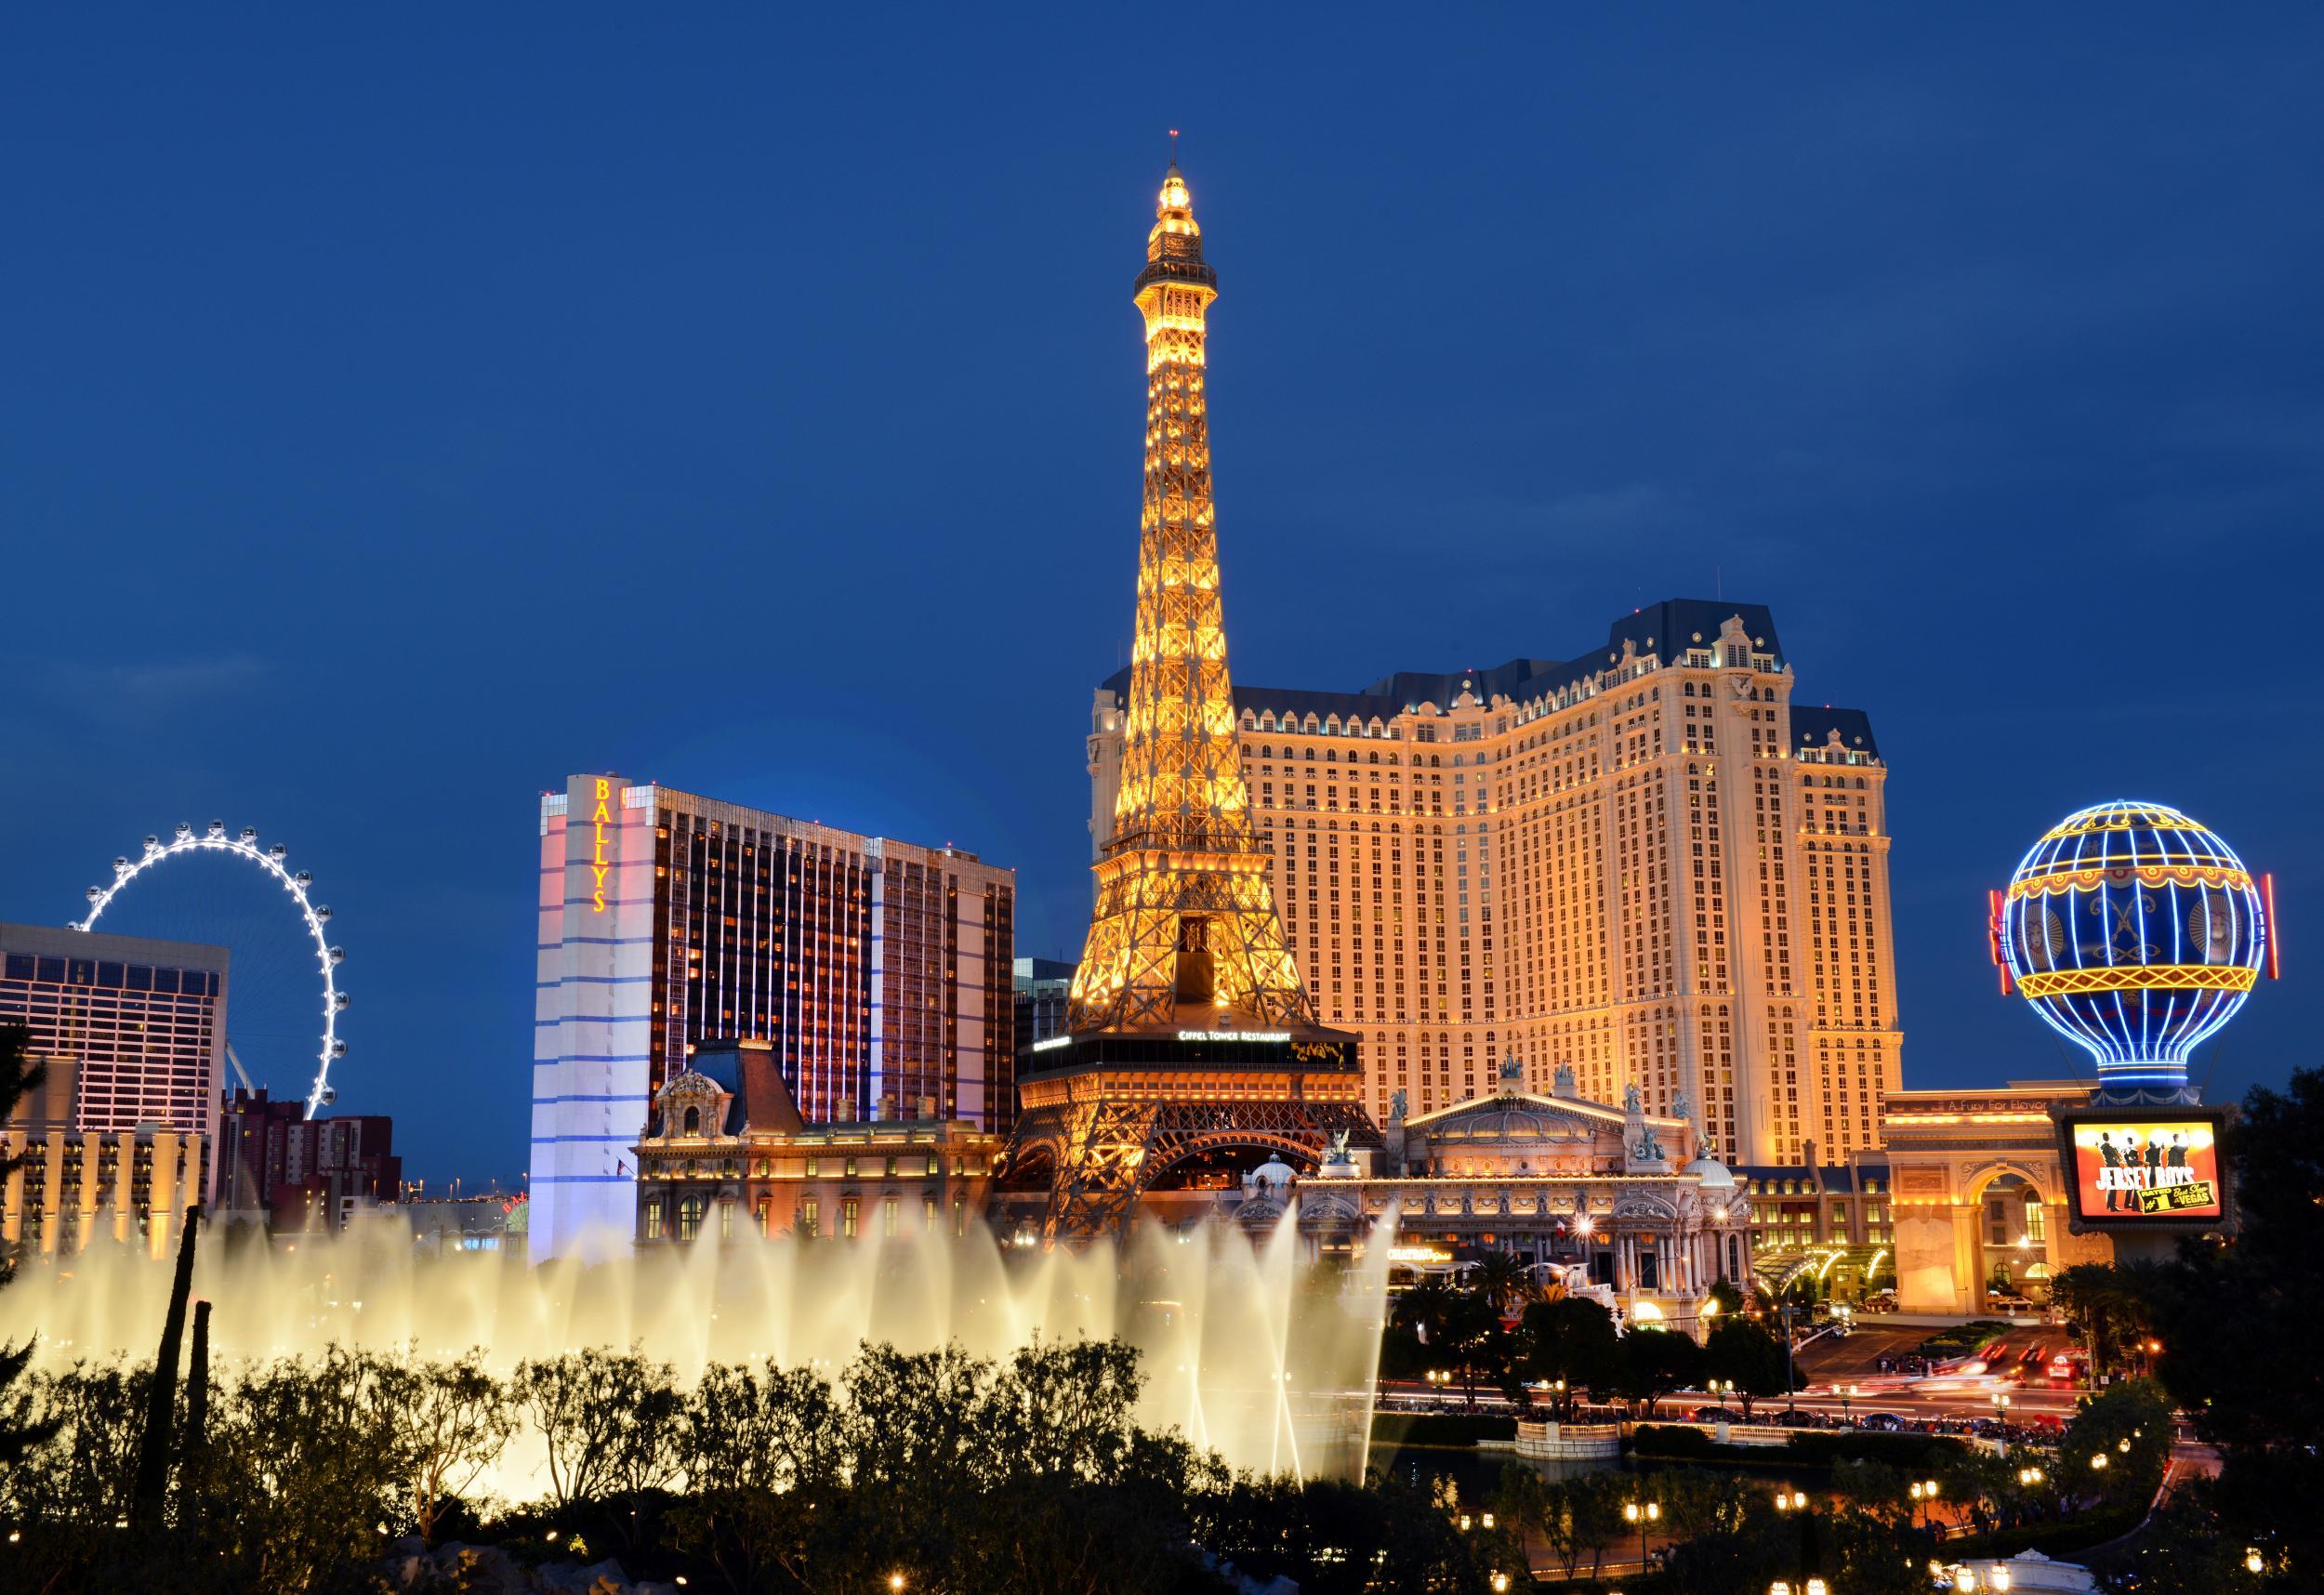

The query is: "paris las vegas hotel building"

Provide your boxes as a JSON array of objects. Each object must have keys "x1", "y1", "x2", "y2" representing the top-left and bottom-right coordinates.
[{"x1": 1090, "y1": 604, "x2": 1899, "y2": 1167}]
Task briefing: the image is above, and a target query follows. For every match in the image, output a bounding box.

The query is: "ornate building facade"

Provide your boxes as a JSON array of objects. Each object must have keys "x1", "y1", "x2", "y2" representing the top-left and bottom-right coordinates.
[
  {"x1": 1882, "y1": 1081, "x2": 2110, "y2": 1313},
  {"x1": 1276, "y1": 1060, "x2": 1750, "y2": 1335},
  {"x1": 632, "y1": 1039, "x2": 1001, "y2": 1246},
  {"x1": 1089, "y1": 605, "x2": 1900, "y2": 1166}
]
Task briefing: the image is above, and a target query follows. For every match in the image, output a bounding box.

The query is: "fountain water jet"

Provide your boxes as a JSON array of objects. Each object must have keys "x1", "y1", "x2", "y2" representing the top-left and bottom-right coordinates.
[{"x1": 5, "y1": 1209, "x2": 1391, "y2": 1486}]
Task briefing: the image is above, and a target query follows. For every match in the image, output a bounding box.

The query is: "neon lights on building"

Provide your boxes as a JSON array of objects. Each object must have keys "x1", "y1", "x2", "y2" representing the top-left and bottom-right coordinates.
[
  {"x1": 589, "y1": 777, "x2": 613, "y2": 913},
  {"x1": 1996, "y1": 799, "x2": 2269, "y2": 1100}
]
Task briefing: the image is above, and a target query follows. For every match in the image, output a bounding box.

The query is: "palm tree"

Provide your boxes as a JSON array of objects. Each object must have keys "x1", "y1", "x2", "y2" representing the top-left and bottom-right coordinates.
[
  {"x1": 2048, "y1": 1262, "x2": 2149, "y2": 1384},
  {"x1": 1468, "y1": 1250, "x2": 1533, "y2": 1315}
]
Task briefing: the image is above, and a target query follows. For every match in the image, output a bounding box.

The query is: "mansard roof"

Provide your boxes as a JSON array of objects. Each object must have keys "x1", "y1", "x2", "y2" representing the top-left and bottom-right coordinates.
[
  {"x1": 1100, "y1": 600, "x2": 1864, "y2": 735},
  {"x1": 1790, "y1": 705, "x2": 1882, "y2": 761}
]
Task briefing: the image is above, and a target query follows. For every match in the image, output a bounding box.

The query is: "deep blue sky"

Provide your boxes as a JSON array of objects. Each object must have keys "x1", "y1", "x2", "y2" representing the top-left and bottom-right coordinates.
[{"x1": 7, "y1": 10, "x2": 2319, "y2": 1185}]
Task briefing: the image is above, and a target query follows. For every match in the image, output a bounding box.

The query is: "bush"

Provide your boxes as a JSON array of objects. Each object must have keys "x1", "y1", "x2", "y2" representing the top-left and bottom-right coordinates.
[
  {"x1": 1915, "y1": 1320, "x2": 2012, "y2": 1356},
  {"x1": 1630, "y1": 1423, "x2": 1718, "y2": 1459}
]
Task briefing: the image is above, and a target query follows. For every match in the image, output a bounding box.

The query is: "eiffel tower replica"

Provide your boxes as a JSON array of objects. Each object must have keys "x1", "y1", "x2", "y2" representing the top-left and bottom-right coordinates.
[{"x1": 1007, "y1": 158, "x2": 1378, "y2": 1243}]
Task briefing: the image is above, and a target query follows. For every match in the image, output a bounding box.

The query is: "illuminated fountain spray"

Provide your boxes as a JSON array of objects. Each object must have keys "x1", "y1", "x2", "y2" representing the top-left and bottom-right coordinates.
[{"x1": 4, "y1": 1211, "x2": 1392, "y2": 1485}]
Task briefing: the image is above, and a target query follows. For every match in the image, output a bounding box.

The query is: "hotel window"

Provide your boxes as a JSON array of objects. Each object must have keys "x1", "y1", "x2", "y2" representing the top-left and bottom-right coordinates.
[
  {"x1": 642, "y1": 1202, "x2": 663, "y2": 1241},
  {"x1": 756, "y1": 1199, "x2": 772, "y2": 1235},
  {"x1": 804, "y1": 1156, "x2": 819, "y2": 1177},
  {"x1": 925, "y1": 1154, "x2": 941, "y2": 1176},
  {"x1": 883, "y1": 1197, "x2": 899, "y2": 1237},
  {"x1": 677, "y1": 1194, "x2": 706, "y2": 1242},
  {"x1": 845, "y1": 1156, "x2": 858, "y2": 1178},
  {"x1": 720, "y1": 1200, "x2": 734, "y2": 1240},
  {"x1": 954, "y1": 1196, "x2": 967, "y2": 1236},
  {"x1": 799, "y1": 1198, "x2": 819, "y2": 1236},
  {"x1": 923, "y1": 1195, "x2": 938, "y2": 1229},
  {"x1": 842, "y1": 1197, "x2": 859, "y2": 1239}
]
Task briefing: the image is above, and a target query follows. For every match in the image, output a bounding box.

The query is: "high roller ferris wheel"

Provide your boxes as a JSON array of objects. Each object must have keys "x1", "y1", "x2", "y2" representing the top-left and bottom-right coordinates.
[{"x1": 74, "y1": 819, "x2": 348, "y2": 1119}]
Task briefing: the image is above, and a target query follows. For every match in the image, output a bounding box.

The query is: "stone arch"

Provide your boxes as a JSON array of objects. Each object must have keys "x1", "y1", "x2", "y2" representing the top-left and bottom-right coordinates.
[{"x1": 1962, "y1": 1157, "x2": 2054, "y2": 1207}]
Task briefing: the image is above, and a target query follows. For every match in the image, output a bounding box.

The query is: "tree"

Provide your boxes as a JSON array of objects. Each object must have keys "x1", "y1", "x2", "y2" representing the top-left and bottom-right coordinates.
[
  {"x1": 1465, "y1": 1251, "x2": 1532, "y2": 1315},
  {"x1": 130, "y1": 1201, "x2": 202, "y2": 1523},
  {"x1": 1609, "y1": 1327, "x2": 1704, "y2": 1418},
  {"x1": 1563, "y1": 1470, "x2": 1631, "y2": 1581},
  {"x1": 192, "y1": 1346, "x2": 407, "y2": 1593},
  {"x1": 514, "y1": 1344, "x2": 680, "y2": 1511},
  {"x1": 2048, "y1": 1262, "x2": 2149, "y2": 1384},
  {"x1": 381, "y1": 1349, "x2": 515, "y2": 1544},
  {"x1": 0, "y1": 1024, "x2": 59, "y2": 1470},
  {"x1": 1701, "y1": 1316, "x2": 1793, "y2": 1418},
  {"x1": 2059, "y1": 1378, "x2": 2172, "y2": 1509},
  {"x1": 1514, "y1": 1296, "x2": 1619, "y2": 1417}
]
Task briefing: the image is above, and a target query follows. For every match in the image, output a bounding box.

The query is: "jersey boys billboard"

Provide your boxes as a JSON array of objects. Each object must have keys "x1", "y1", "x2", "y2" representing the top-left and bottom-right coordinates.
[{"x1": 2057, "y1": 1111, "x2": 2229, "y2": 1227}]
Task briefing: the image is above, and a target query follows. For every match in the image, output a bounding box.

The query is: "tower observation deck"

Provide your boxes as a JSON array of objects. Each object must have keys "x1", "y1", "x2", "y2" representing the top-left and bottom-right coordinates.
[{"x1": 1006, "y1": 163, "x2": 1378, "y2": 1242}]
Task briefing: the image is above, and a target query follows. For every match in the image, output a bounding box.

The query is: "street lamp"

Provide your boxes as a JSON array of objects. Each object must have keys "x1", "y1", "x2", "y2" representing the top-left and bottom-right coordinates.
[
  {"x1": 2090, "y1": 1453, "x2": 2108, "y2": 1472},
  {"x1": 888, "y1": 1576, "x2": 905, "y2": 1594},
  {"x1": 1990, "y1": 1390, "x2": 2012, "y2": 1456},
  {"x1": 1491, "y1": 1575, "x2": 1510, "y2": 1594},
  {"x1": 1624, "y1": 1499, "x2": 1659, "y2": 1571},
  {"x1": 1989, "y1": 1567, "x2": 2012, "y2": 1591},
  {"x1": 1480, "y1": 1512, "x2": 1496, "y2": 1531},
  {"x1": 1910, "y1": 1478, "x2": 1941, "y2": 1531},
  {"x1": 1774, "y1": 1488, "x2": 1809, "y2": 1512},
  {"x1": 2247, "y1": 1548, "x2": 2265, "y2": 1575}
]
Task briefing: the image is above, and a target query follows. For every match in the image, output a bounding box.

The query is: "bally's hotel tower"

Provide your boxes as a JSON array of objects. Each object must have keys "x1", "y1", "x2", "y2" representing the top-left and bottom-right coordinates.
[{"x1": 532, "y1": 774, "x2": 1015, "y2": 1259}]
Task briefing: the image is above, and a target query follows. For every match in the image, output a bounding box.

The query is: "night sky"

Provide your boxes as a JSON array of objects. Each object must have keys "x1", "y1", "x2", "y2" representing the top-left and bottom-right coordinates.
[{"x1": 7, "y1": 10, "x2": 2319, "y2": 1185}]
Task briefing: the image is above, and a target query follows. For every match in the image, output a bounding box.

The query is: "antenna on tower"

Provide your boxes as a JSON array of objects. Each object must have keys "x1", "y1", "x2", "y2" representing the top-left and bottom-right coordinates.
[{"x1": 1169, "y1": 127, "x2": 1180, "y2": 165}]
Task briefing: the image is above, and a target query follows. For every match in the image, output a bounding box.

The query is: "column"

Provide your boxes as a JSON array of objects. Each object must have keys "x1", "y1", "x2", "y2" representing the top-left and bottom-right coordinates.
[
  {"x1": 1950, "y1": 1203, "x2": 1982, "y2": 1315},
  {"x1": 112, "y1": 1135, "x2": 135, "y2": 1246},
  {"x1": 76, "y1": 1132, "x2": 101, "y2": 1253},
  {"x1": 39, "y1": 1133, "x2": 63, "y2": 1257},
  {"x1": 150, "y1": 1133, "x2": 179, "y2": 1260},
  {"x1": 2, "y1": 1130, "x2": 20, "y2": 1245}
]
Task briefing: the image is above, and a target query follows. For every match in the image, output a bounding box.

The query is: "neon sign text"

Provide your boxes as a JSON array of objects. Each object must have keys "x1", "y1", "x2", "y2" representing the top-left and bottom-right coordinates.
[{"x1": 590, "y1": 777, "x2": 613, "y2": 912}]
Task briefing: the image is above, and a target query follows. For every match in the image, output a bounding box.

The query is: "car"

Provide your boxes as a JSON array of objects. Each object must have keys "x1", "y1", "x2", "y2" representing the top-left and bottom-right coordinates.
[
  {"x1": 1687, "y1": 1405, "x2": 1745, "y2": 1424},
  {"x1": 1862, "y1": 1290, "x2": 1898, "y2": 1312},
  {"x1": 1859, "y1": 1411, "x2": 1907, "y2": 1431}
]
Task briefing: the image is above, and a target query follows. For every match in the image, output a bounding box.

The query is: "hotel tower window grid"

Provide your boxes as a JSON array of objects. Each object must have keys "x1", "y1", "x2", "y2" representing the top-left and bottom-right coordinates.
[
  {"x1": 532, "y1": 780, "x2": 1014, "y2": 1259},
  {"x1": 1090, "y1": 607, "x2": 1902, "y2": 1166},
  {"x1": 0, "y1": 927, "x2": 228, "y2": 1143}
]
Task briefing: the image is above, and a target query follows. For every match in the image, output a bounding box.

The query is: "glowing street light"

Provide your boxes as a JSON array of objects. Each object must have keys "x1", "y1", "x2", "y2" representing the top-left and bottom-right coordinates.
[
  {"x1": 1624, "y1": 1498, "x2": 1659, "y2": 1571},
  {"x1": 1910, "y1": 1478, "x2": 1941, "y2": 1531}
]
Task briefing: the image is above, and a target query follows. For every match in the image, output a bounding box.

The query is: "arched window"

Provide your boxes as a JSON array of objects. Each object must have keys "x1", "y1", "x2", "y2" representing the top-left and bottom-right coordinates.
[
  {"x1": 682, "y1": 1105, "x2": 701, "y2": 1136},
  {"x1": 678, "y1": 1193, "x2": 706, "y2": 1242}
]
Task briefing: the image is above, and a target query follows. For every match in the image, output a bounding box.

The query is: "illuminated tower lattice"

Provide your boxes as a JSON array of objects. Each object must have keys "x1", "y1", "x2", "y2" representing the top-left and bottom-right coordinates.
[
  {"x1": 1009, "y1": 165, "x2": 1373, "y2": 1242},
  {"x1": 1068, "y1": 163, "x2": 1314, "y2": 1035}
]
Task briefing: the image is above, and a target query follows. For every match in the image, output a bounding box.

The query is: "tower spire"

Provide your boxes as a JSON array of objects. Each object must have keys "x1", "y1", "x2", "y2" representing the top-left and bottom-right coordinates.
[{"x1": 1067, "y1": 164, "x2": 1315, "y2": 1034}]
